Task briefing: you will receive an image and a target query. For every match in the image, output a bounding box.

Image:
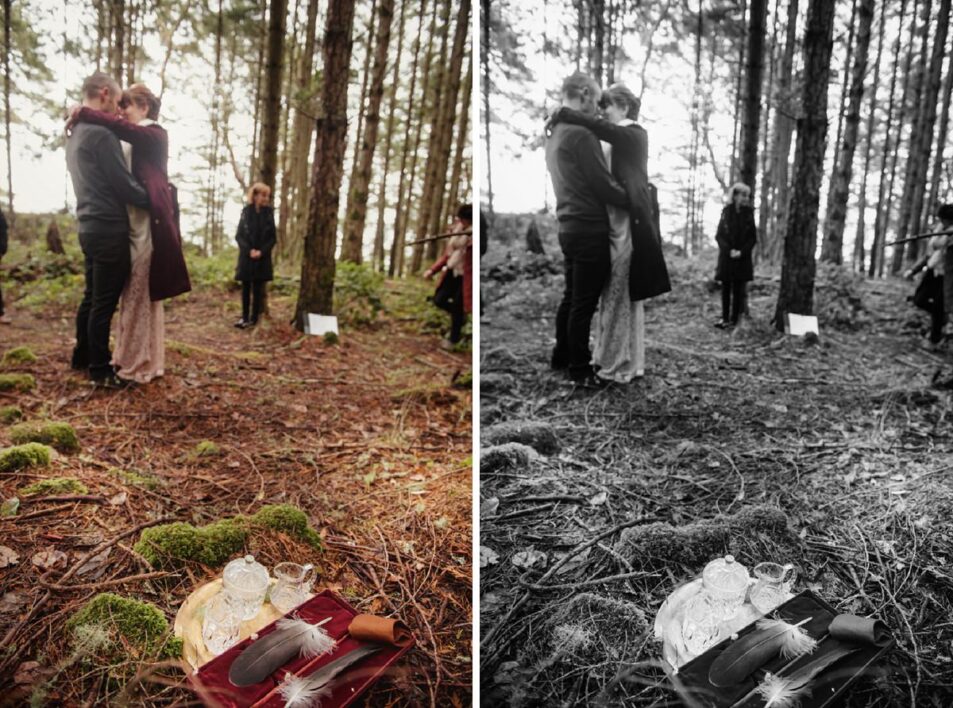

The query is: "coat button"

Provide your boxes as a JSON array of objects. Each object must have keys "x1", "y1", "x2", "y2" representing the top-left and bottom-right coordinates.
[{"x1": 154, "y1": 219, "x2": 160, "y2": 225}]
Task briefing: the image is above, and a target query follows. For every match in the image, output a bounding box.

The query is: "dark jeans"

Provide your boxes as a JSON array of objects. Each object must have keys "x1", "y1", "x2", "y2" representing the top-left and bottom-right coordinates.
[
  {"x1": 241, "y1": 280, "x2": 266, "y2": 323},
  {"x1": 74, "y1": 232, "x2": 130, "y2": 379},
  {"x1": 721, "y1": 279, "x2": 747, "y2": 324},
  {"x1": 914, "y1": 269, "x2": 945, "y2": 343},
  {"x1": 0, "y1": 260, "x2": 5, "y2": 316},
  {"x1": 554, "y1": 230, "x2": 611, "y2": 380},
  {"x1": 433, "y1": 273, "x2": 465, "y2": 343}
]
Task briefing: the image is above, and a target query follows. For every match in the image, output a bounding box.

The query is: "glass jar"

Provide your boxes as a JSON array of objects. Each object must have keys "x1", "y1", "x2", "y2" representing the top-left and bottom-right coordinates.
[
  {"x1": 681, "y1": 591, "x2": 722, "y2": 656},
  {"x1": 202, "y1": 592, "x2": 241, "y2": 655},
  {"x1": 701, "y1": 555, "x2": 750, "y2": 621},
  {"x1": 270, "y1": 562, "x2": 316, "y2": 614},
  {"x1": 222, "y1": 555, "x2": 269, "y2": 621},
  {"x1": 749, "y1": 562, "x2": 796, "y2": 615}
]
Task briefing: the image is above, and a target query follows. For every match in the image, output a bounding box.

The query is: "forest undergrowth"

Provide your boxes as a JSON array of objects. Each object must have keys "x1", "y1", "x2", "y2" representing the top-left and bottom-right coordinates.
[
  {"x1": 480, "y1": 219, "x2": 953, "y2": 707},
  {"x1": 0, "y1": 245, "x2": 472, "y2": 707}
]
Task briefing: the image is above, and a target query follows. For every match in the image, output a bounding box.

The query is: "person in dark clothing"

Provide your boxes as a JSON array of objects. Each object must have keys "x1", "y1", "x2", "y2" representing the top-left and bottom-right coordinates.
[
  {"x1": 546, "y1": 72, "x2": 630, "y2": 388},
  {"x1": 234, "y1": 182, "x2": 277, "y2": 328},
  {"x1": 66, "y1": 72, "x2": 150, "y2": 388},
  {"x1": 425, "y1": 204, "x2": 473, "y2": 347},
  {"x1": 0, "y1": 209, "x2": 8, "y2": 325},
  {"x1": 715, "y1": 182, "x2": 757, "y2": 327},
  {"x1": 907, "y1": 204, "x2": 953, "y2": 347}
]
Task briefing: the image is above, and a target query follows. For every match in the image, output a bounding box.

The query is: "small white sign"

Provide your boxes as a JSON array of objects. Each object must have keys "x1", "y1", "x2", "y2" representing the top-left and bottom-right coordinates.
[
  {"x1": 785, "y1": 313, "x2": 819, "y2": 336},
  {"x1": 306, "y1": 314, "x2": 339, "y2": 336}
]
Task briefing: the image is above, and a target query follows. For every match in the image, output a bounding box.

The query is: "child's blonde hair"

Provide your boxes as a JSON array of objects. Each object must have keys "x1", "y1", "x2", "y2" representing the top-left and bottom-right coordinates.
[{"x1": 246, "y1": 182, "x2": 271, "y2": 204}]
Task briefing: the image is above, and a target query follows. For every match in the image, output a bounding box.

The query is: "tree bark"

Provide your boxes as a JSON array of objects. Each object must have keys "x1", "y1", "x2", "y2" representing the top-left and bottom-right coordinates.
[
  {"x1": 341, "y1": 0, "x2": 395, "y2": 263},
  {"x1": 372, "y1": 0, "x2": 407, "y2": 272},
  {"x1": 589, "y1": 0, "x2": 606, "y2": 85},
  {"x1": 294, "y1": 0, "x2": 356, "y2": 328},
  {"x1": 348, "y1": 0, "x2": 378, "y2": 182},
  {"x1": 249, "y1": 0, "x2": 268, "y2": 185},
  {"x1": 276, "y1": 0, "x2": 303, "y2": 261},
  {"x1": 890, "y1": 0, "x2": 933, "y2": 271},
  {"x1": 828, "y1": 0, "x2": 858, "y2": 188},
  {"x1": 873, "y1": 0, "x2": 917, "y2": 276},
  {"x1": 820, "y1": 0, "x2": 874, "y2": 264},
  {"x1": 110, "y1": 0, "x2": 124, "y2": 81},
  {"x1": 731, "y1": 0, "x2": 748, "y2": 181},
  {"x1": 257, "y1": 0, "x2": 288, "y2": 191},
  {"x1": 739, "y1": 0, "x2": 768, "y2": 197},
  {"x1": 389, "y1": 0, "x2": 429, "y2": 276},
  {"x1": 852, "y1": 0, "x2": 887, "y2": 273},
  {"x1": 774, "y1": 0, "x2": 836, "y2": 330},
  {"x1": 442, "y1": 60, "x2": 472, "y2": 230},
  {"x1": 481, "y1": 0, "x2": 494, "y2": 222},
  {"x1": 2, "y1": 0, "x2": 11, "y2": 224},
  {"x1": 756, "y1": 0, "x2": 779, "y2": 263},
  {"x1": 768, "y1": 0, "x2": 799, "y2": 264},
  {"x1": 927, "y1": 29, "x2": 953, "y2": 221}
]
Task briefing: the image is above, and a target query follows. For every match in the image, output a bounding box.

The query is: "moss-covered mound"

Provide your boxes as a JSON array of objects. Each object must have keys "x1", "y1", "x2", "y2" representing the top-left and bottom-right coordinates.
[
  {"x1": 0, "y1": 405, "x2": 23, "y2": 424},
  {"x1": 20, "y1": 477, "x2": 89, "y2": 496},
  {"x1": 482, "y1": 420, "x2": 560, "y2": 455},
  {"x1": 0, "y1": 373, "x2": 36, "y2": 392},
  {"x1": 134, "y1": 504, "x2": 322, "y2": 568},
  {"x1": 615, "y1": 504, "x2": 794, "y2": 571},
  {"x1": 66, "y1": 593, "x2": 182, "y2": 662},
  {"x1": 9, "y1": 421, "x2": 79, "y2": 453},
  {"x1": 1, "y1": 346, "x2": 38, "y2": 367},
  {"x1": 192, "y1": 440, "x2": 221, "y2": 458},
  {"x1": 481, "y1": 443, "x2": 539, "y2": 475},
  {"x1": 108, "y1": 467, "x2": 161, "y2": 490},
  {"x1": 0, "y1": 443, "x2": 52, "y2": 472}
]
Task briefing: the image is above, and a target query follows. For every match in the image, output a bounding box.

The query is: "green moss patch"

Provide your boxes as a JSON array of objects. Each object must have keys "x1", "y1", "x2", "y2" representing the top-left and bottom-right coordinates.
[
  {"x1": 390, "y1": 383, "x2": 458, "y2": 406},
  {"x1": 615, "y1": 504, "x2": 793, "y2": 571},
  {"x1": 9, "y1": 421, "x2": 79, "y2": 453},
  {"x1": 66, "y1": 593, "x2": 182, "y2": 662},
  {"x1": 323, "y1": 331, "x2": 340, "y2": 345},
  {"x1": 0, "y1": 443, "x2": 52, "y2": 472},
  {"x1": 0, "y1": 405, "x2": 23, "y2": 424},
  {"x1": 134, "y1": 504, "x2": 322, "y2": 568},
  {"x1": 483, "y1": 420, "x2": 560, "y2": 455},
  {"x1": 192, "y1": 440, "x2": 221, "y2": 458},
  {"x1": 1, "y1": 346, "x2": 38, "y2": 367},
  {"x1": 20, "y1": 477, "x2": 89, "y2": 496},
  {"x1": 108, "y1": 467, "x2": 161, "y2": 490},
  {"x1": 481, "y1": 443, "x2": 538, "y2": 475},
  {"x1": 0, "y1": 373, "x2": 36, "y2": 392}
]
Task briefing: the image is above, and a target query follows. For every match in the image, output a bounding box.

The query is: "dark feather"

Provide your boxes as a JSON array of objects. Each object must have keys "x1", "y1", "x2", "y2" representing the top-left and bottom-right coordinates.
[
  {"x1": 229, "y1": 619, "x2": 331, "y2": 687},
  {"x1": 279, "y1": 645, "x2": 382, "y2": 707},
  {"x1": 709, "y1": 617, "x2": 813, "y2": 687}
]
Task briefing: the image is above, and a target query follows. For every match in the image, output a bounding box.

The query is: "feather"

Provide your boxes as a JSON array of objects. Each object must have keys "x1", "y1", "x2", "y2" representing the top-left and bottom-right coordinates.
[
  {"x1": 755, "y1": 617, "x2": 819, "y2": 660},
  {"x1": 708, "y1": 617, "x2": 815, "y2": 687},
  {"x1": 755, "y1": 644, "x2": 859, "y2": 708},
  {"x1": 280, "y1": 645, "x2": 382, "y2": 707},
  {"x1": 229, "y1": 616, "x2": 334, "y2": 687}
]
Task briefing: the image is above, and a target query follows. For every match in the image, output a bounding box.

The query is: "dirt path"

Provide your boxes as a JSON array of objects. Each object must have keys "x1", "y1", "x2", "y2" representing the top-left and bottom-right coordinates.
[
  {"x1": 480, "y1": 239, "x2": 953, "y2": 706},
  {"x1": 0, "y1": 282, "x2": 472, "y2": 706}
]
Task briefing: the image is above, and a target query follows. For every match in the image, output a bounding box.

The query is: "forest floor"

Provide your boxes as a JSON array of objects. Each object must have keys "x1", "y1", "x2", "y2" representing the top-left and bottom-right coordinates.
[
  {"x1": 479, "y1": 215, "x2": 953, "y2": 707},
  {"x1": 0, "y1": 244, "x2": 472, "y2": 707}
]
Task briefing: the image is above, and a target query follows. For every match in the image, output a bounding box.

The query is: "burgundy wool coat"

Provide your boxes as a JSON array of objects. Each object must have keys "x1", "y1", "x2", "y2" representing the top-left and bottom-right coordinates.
[{"x1": 75, "y1": 107, "x2": 192, "y2": 302}]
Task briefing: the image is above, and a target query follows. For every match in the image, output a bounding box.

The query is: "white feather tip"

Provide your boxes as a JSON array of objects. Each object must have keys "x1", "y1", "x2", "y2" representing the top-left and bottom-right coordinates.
[
  {"x1": 757, "y1": 672, "x2": 805, "y2": 708},
  {"x1": 755, "y1": 617, "x2": 818, "y2": 660},
  {"x1": 279, "y1": 675, "x2": 334, "y2": 708},
  {"x1": 275, "y1": 616, "x2": 337, "y2": 659}
]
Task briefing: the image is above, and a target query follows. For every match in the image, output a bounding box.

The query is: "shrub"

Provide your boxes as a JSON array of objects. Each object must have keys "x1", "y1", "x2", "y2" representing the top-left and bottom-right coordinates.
[{"x1": 334, "y1": 261, "x2": 385, "y2": 327}]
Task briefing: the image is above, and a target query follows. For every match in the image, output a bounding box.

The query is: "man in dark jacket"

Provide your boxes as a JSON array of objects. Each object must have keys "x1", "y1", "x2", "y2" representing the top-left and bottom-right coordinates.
[
  {"x1": 0, "y1": 208, "x2": 8, "y2": 324},
  {"x1": 546, "y1": 72, "x2": 629, "y2": 388},
  {"x1": 66, "y1": 72, "x2": 149, "y2": 388}
]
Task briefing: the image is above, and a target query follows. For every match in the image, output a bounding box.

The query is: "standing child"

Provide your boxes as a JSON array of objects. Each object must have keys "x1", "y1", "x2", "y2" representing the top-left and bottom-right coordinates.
[
  {"x1": 424, "y1": 204, "x2": 473, "y2": 348},
  {"x1": 0, "y1": 209, "x2": 8, "y2": 324},
  {"x1": 234, "y1": 183, "x2": 276, "y2": 329},
  {"x1": 715, "y1": 183, "x2": 757, "y2": 328}
]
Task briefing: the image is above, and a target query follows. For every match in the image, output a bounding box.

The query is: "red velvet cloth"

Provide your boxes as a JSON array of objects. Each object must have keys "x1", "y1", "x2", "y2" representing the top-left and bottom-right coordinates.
[{"x1": 191, "y1": 590, "x2": 414, "y2": 708}]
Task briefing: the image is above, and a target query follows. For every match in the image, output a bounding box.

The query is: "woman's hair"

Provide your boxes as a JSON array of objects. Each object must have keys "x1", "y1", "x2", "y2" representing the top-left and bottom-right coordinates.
[
  {"x1": 247, "y1": 182, "x2": 272, "y2": 204},
  {"x1": 122, "y1": 83, "x2": 161, "y2": 120},
  {"x1": 937, "y1": 203, "x2": 953, "y2": 222},
  {"x1": 457, "y1": 204, "x2": 473, "y2": 223},
  {"x1": 601, "y1": 83, "x2": 641, "y2": 120},
  {"x1": 728, "y1": 182, "x2": 751, "y2": 204}
]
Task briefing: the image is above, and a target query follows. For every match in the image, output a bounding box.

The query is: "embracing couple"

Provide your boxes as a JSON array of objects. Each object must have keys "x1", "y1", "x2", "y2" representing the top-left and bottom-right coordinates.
[
  {"x1": 66, "y1": 72, "x2": 190, "y2": 389},
  {"x1": 546, "y1": 72, "x2": 670, "y2": 389}
]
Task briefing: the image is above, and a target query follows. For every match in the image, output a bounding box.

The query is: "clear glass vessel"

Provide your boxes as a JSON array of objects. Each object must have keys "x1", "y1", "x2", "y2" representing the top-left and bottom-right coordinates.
[
  {"x1": 749, "y1": 562, "x2": 796, "y2": 615},
  {"x1": 222, "y1": 554, "x2": 269, "y2": 621},
  {"x1": 202, "y1": 592, "x2": 241, "y2": 655},
  {"x1": 701, "y1": 555, "x2": 750, "y2": 621},
  {"x1": 270, "y1": 562, "x2": 316, "y2": 614}
]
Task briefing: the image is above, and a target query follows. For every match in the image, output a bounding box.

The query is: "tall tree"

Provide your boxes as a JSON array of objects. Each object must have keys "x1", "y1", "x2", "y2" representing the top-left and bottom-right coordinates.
[
  {"x1": 294, "y1": 0, "x2": 356, "y2": 328},
  {"x1": 739, "y1": 0, "x2": 768, "y2": 196},
  {"x1": 110, "y1": 0, "x2": 124, "y2": 81},
  {"x1": 348, "y1": 0, "x2": 379, "y2": 183},
  {"x1": 340, "y1": 0, "x2": 395, "y2": 263},
  {"x1": 2, "y1": 0, "x2": 11, "y2": 223},
  {"x1": 442, "y1": 60, "x2": 472, "y2": 229},
  {"x1": 926, "y1": 30, "x2": 953, "y2": 219},
  {"x1": 774, "y1": 0, "x2": 836, "y2": 330},
  {"x1": 257, "y1": 0, "x2": 288, "y2": 191},
  {"x1": 820, "y1": 0, "x2": 875, "y2": 264},
  {"x1": 828, "y1": 0, "x2": 858, "y2": 188},
  {"x1": 481, "y1": 0, "x2": 494, "y2": 221},
  {"x1": 852, "y1": 0, "x2": 887, "y2": 272}
]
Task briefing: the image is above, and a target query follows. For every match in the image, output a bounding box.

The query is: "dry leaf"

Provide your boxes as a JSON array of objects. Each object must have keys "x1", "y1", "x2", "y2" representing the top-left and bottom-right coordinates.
[
  {"x1": 0, "y1": 545, "x2": 19, "y2": 568},
  {"x1": 481, "y1": 497, "x2": 500, "y2": 518},
  {"x1": 73, "y1": 547, "x2": 112, "y2": 579},
  {"x1": 511, "y1": 548, "x2": 547, "y2": 569},
  {"x1": 108, "y1": 491, "x2": 128, "y2": 506},
  {"x1": 0, "y1": 592, "x2": 26, "y2": 614},
  {"x1": 14, "y1": 661, "x2": 54, "y2": 687},
  {"x1": 479, "y1": 546, "x2": 499, "y2": 568},
  {"x1": 588, "y1": 491, "x2": 608, "y2": 506},
  {"x1": 554, "y1": 546, "x2": 591, "y2": 575},
  {"x1": 31, "y1": 548, "x2": 68, "y2": 571}
]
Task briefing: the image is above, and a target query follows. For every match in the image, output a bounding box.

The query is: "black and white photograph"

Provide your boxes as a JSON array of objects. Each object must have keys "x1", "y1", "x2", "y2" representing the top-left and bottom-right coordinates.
[{"x1": 479, "y1": 0, "x2": 953, "y2": 705}]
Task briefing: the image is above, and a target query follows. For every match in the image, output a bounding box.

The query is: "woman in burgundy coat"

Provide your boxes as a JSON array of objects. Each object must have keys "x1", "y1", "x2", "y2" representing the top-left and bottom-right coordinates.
[
  {"x1": 424, "y1": 204, "x2": 473, "y2": 347},
  {"x1": 69, "y1": 84, "x2": 190, "y2": 382}
]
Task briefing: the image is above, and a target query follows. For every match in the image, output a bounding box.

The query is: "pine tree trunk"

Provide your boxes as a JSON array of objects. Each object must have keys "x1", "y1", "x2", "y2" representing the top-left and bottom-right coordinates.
[
  {"x1": 589, "y1": 0, "x2": 606, "y2": 85},
  {"x1": 294, "y1": 0, "x2": 356, "y2": 329},
  {"x1": 257, "y1": 0, "x2": 288, "y2": 191},
  {"x1": 774, "y1": 0, "x2": 836, "y2": 330},
  {"x1": 730, "y1": 0, "x2": 748, "y2": 181},
  {"x1": 481, "y1": 0, "x2": 494, "y2": 222},
  {"x1": 739, "y1": 0, "x2": 768, "y2": 196},
  {"x1": 891, "y1": 0, "x2": 933, "y2": 272},
  {"x1": 340, "y1": 0, "x2": 394, "y2": 263},
  {"x1": 249, "y1": 0, "x2": 267, "y2": 184},
  {"x1": 389, "y1": 0, "x2": 429, "y2": 276},
  {"x1": 110, "y1": 0, "x2": 124, "y2": 81},
  {"x1": 443, "y1": 60, "x2": 472, "y2": 230},
  {"x1": 2, "y1": 0, "x2": 11, "y2": 224},
  {"x1": 756, "y1": 0, "x2": 779, "y2": 262},
  {"x1": 828, "y1": 0, "x2": 858, "y2": 189},
  {"x1": 852, "y1": 0, "x2": 886, "y2": 273},
  {"x1": 276, "y1": 0, "x2": 302, "y2": 261},
  {"x1": 906, "y1": 0, "x2": 951, "y2": 255},
  {"x1": 348, "y1": 0, "x2": 379, "y2": 181},
  {"x1": 372, "y1": 0, "x2": 407, "y2": 272},
  {"x1": 769, "y1": 0, "x2": 799, "y2": 264},
  {"x1": 926, "y1": 29, "x2": 953, "y2": 220},
  {"x1": 820, "y1": 0, "x2": 874, "y2": 264},
  {"x1": 205, "y1": 0, "x2": 224, "y2": 254},
  {"x1": 873, "y1": 0, "x2": 916, "y2": 276}
]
